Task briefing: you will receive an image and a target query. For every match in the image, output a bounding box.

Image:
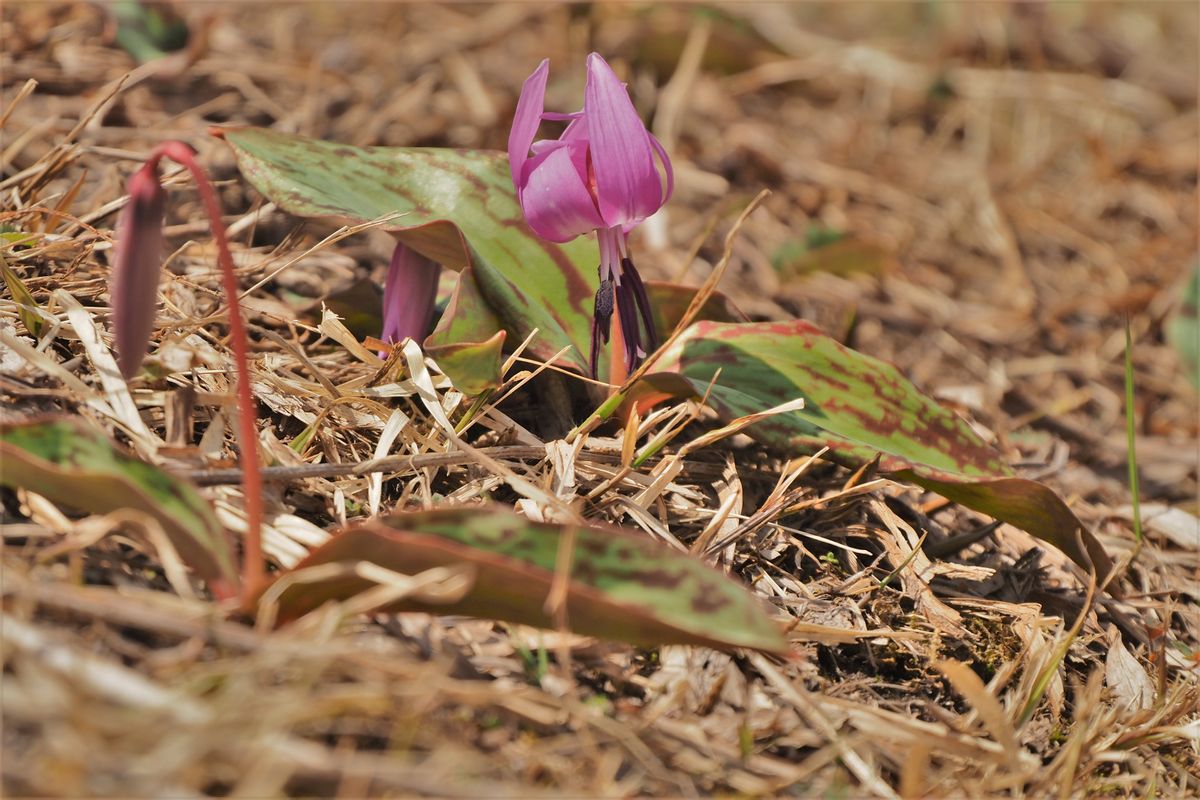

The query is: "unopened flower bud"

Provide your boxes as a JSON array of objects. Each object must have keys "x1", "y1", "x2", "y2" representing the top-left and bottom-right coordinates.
[
  {"x1": 111, "y1": 162, "x2": 166, "y2": 379},
  {"x1": 381, "y1": 242, "x2": 442, "y2": 347}
]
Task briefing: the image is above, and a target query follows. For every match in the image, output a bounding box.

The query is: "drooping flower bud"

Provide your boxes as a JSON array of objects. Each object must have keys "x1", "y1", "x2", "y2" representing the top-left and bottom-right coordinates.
[
  {"x1": 381, "y1": 242, "x2": 442, "y2": 347},
  {"x1": 111, "y1": 161, "x2": 166, "y2": 379},
  {"x1": 110, "y1": 140, "x2": 267, "y2": 601}
]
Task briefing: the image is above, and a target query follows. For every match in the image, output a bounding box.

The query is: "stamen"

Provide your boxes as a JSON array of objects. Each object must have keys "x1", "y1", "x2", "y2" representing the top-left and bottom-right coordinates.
[
  {"x1": 621, "y1": 257, "x2": 658, "y2": 351},
  {"x1": 590, "y1": 275, "x2": 615, "y2": 378},
  {"x1": 594, "y1": 278, "x2": 614, "y2": 339},
  {"x1": 597, "y1": 226, "x2": 623, "y2": 284},
  {"x1": 616, "y1": 280, "x2": 642, "y2": 371},
  {"x1": 590, "y1": 316, "x2": 603, "y2": 380}
]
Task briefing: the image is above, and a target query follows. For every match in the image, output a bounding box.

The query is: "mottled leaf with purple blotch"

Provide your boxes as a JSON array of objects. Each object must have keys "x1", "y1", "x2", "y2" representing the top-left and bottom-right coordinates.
[
  {"x1": 259, "y1": 506, "x2": 788, "y2": 653},
  {"x1": 643, "y1": 320, "x2": 1114, "y2": 581},
  {"x1": 220, "y1": 127, "x2": 596, "y2": 386},
  {"x1": 0, "y1": 417, "x2": 239, "y2": 597},
  {"x1": 424, "y1": 266, "x2": 507, "y2": 397}
]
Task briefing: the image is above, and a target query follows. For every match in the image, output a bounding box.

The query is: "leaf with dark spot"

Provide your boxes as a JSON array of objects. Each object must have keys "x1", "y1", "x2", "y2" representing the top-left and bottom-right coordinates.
[
  {"x1": 647, "y1": 320, "x2": 1114, "y2": 582},
  {"x1": 260, "y1": 506, "x2": 787, "y2": 653},
  {"x1": 220, "y1": 128, "x2": 743, "y2": 395}
]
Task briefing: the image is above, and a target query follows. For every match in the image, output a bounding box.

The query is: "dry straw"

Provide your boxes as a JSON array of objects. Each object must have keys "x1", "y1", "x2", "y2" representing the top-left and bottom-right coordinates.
[{"x1": 2, "y1": 3, "x2": 1197, "y2": 796}]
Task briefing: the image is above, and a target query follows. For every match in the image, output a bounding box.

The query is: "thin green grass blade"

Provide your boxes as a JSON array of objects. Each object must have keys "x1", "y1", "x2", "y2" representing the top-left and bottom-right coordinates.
[{"x1": 1125, "y1": 320, "x2": 1143, "y2": 546}]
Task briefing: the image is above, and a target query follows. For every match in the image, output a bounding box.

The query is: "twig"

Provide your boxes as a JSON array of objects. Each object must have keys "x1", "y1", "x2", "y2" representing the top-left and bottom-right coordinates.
[{"x1": 181, "y1": 445, "x2": 733, "y2": 486}]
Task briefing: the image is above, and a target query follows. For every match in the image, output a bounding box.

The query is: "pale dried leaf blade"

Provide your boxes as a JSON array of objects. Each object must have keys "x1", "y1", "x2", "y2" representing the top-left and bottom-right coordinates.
[{"x1": 1104, "y1": 630, "x2": 1156, "y2": 712}]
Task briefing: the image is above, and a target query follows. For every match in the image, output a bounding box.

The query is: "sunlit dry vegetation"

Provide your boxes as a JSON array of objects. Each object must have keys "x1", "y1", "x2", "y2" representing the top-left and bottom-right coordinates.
[{"x1": 2, "y1": 3, "x2": 1197, "y2": 796}]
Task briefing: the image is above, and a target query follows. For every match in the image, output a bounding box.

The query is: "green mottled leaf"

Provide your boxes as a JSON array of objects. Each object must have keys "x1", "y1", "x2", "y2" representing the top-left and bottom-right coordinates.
[
  {"x1": 649, "y1": 320, "x2": 1113, "y2": 581},
  {"x1": 659, "y1": 320, "x2": 1009, "y2": 475},
  {"x1": 263, "y1": 506, "x2": 787, "y2": 653},
  {"x1": 424, "y1": 266, "x2": 506, "y2": 396},
  {"x1": 221, "y1": 128, "x2": 598, "y2": 384},
  {"x1": 0, "y1": 418, "x2": 238, "y2": 596},
  {"x1": 1166, "y1": 264, "x2": 1199, "y2": 390}
]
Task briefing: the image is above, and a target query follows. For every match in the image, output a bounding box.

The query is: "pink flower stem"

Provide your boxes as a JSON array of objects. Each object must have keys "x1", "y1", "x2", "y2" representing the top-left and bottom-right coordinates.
[
  {"x1": 607, "y1": 293, "x2": 629, "y2": 390},
  {"x1": 149, "y1": 142, "x2": 265, "y2": 601}
]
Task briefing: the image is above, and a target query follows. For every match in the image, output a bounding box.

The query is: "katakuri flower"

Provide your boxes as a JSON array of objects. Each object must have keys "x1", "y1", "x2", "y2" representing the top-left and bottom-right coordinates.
[
  {"x1": 381, "y1": 242, "x2": 442, "y2": 348},
  {"x1": 508, "y1": 53, "x2": 673, "y2": 378}
]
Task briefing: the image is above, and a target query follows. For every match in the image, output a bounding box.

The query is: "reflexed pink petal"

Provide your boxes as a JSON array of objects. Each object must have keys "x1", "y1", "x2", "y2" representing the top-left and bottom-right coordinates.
[
  {"x1": 518, "y1": 142, "x2": 605, "y2": 243},
  {"x1": 539, "y1": 110, "x2": 583, "y2": 121},
  {"x1": 560, "y1": 115, "x2": 588, "y2": 144},
  {"x1": 649, "y1": 132, "x2": 674, "y2": 204},
  {"x1": 530, "y1": 139, "x2": 565, "y2": 156},
  {"x1": 111, "y1": 163, "x2": 166, "y2": 380},
  {"x1": 382, "y1": 243, "x2": 442, "y2": 345},
  {"x1": 508, "y1": 59, "x2": 549, "y2": 188},
  {"x1": 583, "y1": 53, "x2": 663, "y2": 228}
]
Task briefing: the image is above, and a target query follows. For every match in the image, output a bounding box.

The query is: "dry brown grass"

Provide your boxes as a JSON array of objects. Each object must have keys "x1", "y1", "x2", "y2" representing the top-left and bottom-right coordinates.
[{"x1": 2, "y1": 3, "x2": 1197, "y2": 797}]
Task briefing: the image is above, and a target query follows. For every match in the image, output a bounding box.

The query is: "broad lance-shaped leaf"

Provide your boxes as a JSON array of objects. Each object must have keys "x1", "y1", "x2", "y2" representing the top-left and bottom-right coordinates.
[
  {"x1": 0, "y1": 417, "x2": 238, "y2": 596},
  {"x1": 261, "y1": 506, "x2": 788, "y2": 653},
  {"x1": 219, "y1": 128, "x2": 741, "y2": 395},
  {"x1": 645, "y1": 320, "x2": 1114, "y2": 582},
  {"x1": 220, "y1": 128, "x2": 595, "y2": 384}
]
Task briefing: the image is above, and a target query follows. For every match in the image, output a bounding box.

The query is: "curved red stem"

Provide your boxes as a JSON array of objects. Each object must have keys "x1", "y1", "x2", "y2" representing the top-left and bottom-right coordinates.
[{"x1": 151, "y1": 142, "x2": 265, "y2": 600}]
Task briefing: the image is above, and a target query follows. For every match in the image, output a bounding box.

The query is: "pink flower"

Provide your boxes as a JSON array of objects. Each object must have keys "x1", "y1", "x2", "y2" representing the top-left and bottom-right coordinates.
[
  {"x1": 381, "y1": 243, "x2": 441, "y2": 348},
  {"x1": 509, "y1": 53, "x2": 672, "y2": 377}
]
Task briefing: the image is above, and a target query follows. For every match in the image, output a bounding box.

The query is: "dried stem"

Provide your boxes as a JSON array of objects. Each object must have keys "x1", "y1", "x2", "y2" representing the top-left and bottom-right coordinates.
[
  {"x1": 149, "y1": 141, "x2": 264, "y2": 600},
  {"x1": 182, "y1": 446, "x2": 729, "y2": 486}
]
